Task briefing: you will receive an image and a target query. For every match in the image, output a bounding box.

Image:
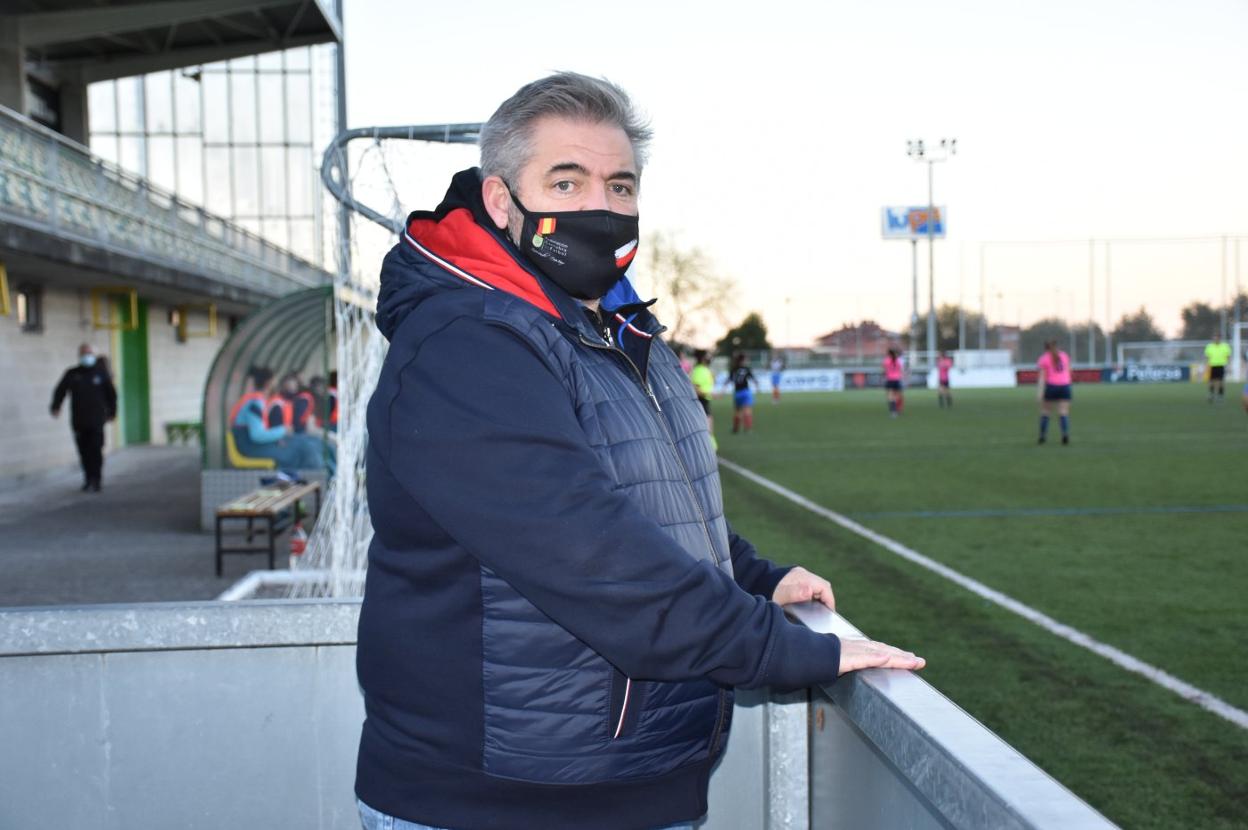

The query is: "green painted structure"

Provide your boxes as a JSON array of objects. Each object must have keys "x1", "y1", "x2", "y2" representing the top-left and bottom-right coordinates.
[{"x1": 118, "y1": 297, "x2": 151, "y2": 446}]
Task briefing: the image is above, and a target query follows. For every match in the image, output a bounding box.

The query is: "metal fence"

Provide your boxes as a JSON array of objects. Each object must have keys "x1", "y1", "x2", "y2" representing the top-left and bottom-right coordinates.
[
  {"x1": 0, "y1": 104, "x2": 329, "y2": 298},
  {"x1": 0, "y1": 599, "x2": 1117, "y2": 829}
]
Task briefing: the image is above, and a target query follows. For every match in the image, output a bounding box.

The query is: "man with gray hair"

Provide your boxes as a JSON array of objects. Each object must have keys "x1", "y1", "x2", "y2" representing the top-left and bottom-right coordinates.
[{"x1": 357, "y1": 72, "x2": 923, "y2": 830}]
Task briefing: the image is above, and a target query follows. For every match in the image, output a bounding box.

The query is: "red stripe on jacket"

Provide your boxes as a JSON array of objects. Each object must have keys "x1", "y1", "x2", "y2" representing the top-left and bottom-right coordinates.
[{"x1": 406, "y1": 209, "x2": 561, "y2": 320}]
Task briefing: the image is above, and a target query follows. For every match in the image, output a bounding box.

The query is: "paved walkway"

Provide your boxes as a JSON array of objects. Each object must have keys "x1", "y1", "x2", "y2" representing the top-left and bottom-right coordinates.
[{"x1": 0, "y1": 446, "x2": 266, "y2": 607}]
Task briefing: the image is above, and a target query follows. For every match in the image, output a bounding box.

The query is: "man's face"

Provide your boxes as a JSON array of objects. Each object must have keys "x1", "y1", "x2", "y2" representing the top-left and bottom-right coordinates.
[
  {"x1": 78, "y1": 344, "x2": 94, "y2": 358},
  {"x1": 485, "y1": 116, "x2": 639, "y2": 244}
]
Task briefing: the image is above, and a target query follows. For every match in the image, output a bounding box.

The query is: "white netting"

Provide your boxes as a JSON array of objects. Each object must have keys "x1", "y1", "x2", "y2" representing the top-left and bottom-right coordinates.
[
  {"x1": 283, "y1": 127, "x2": 480, "y2": 598},
  {"x1": 1116, "y1": 340, "x2": 1210, "y2": 366}
]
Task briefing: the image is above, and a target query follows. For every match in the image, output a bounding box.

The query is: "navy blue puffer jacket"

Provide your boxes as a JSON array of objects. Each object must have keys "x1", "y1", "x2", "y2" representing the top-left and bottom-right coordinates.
[{"x1": 356, "y1": 169, "x2": 842, "y2": 830}]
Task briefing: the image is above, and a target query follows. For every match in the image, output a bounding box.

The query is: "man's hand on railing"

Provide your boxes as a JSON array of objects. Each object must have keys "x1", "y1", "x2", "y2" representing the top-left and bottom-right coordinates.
[
  {"x1": 838, "y1": 637, "x2": 926, "y2": 675},
  {"x1": 781, "y1": 598, "x2": 926, "y2": 676},
  {"x1": 772, "y1": 566, "x2": 835, "y2": 610}
]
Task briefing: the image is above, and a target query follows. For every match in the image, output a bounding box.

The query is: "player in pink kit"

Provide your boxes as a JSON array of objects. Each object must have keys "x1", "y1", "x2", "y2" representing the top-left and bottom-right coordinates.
[
  {"x1": 936, "y1": 350, "x2": 954, "y2": 409},
  {"x1": 1036, "y1": 339, "x2": 1073, "y2": 445},
  {"x1": 883, "y1": 348, "x2": 905, "y2": 417}
]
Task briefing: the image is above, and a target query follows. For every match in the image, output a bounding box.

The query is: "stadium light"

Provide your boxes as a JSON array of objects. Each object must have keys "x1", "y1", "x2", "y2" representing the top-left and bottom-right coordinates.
[{"x1": 907, "y1": 138, "x2": 957, "y2": 363}]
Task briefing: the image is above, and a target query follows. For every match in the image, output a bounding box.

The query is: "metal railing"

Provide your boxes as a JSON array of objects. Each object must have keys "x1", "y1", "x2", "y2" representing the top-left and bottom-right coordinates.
[
  {"x1": 789, "y1": 603, "x2": 1116, "y2": 829},
  {"x1": 0, "y1": 104, "x2": 329, "y2": 298},
  {"x1": 0, "y1": 599, "x2": 1116, "y2": 829}
]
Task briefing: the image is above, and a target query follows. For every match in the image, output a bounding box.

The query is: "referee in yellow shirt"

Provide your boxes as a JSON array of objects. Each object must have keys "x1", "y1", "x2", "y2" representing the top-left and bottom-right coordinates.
[
  {"x1": 1205, "y1": 333, "x2": 1231, "y2": 402},
  {"x1": 689, "y1": 349, "x2": 717, "y2": 450}
]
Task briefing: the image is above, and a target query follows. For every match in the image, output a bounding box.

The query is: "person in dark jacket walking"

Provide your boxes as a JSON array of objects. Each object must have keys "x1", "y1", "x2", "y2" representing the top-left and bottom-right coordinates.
[
  {"x1": 50, "y1": 343, "x2": 117, "y2": 492},
  {"x1": 356, "y1": 72, "x2": 924, "y2": 830}
]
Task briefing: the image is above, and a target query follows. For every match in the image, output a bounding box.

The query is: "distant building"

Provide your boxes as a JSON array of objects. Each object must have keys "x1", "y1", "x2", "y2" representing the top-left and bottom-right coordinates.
[
  {"x1": 0, "y1": 1, "x2": 342, "y2": 484},
  {"x1": 813, "y1": 321, "x2": 902, "y2": 363}
]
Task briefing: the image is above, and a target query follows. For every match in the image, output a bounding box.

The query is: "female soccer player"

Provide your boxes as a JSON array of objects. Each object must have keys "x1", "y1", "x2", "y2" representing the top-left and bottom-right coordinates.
[
  {"x1": 936, "y1": 350, "x2": 954, "y2": 409},
  {"x1": 883, "y1": 348, "x2": 905, "y2": 416},
  {"x1": 726, "y1": 353, "x2": 758, "y2": 434},
  {"x1": 769, "y1": 355, "x2": 785, "y2": 403},
  {"x1": 1036, "y1": 339, "x2": 1073, "y2": 445}
]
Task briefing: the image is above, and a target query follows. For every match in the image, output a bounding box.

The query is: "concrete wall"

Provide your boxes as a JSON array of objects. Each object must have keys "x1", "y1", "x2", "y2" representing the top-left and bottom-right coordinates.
[
  {"x1": 0, "y1": 602, "x2": 363, "y2": 830},
  {"x1": 0, "y1": 600, "x2": 1118, "y2": 830},
  {"x1": 0, "y1": 600, "x2": 807, "y2": 830},
  {"x1": 1, "y1": 280, "x2": 231, "y2": 486},
  {"x1": 144, "y1": 301, "x2": 229, "y2": 446},
  {"x1": 0, "y1": 281, "x2": 113, "y2": 483}
]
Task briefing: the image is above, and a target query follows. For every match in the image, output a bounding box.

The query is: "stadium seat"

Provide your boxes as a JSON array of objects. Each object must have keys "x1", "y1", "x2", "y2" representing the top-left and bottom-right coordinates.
[{"x1": 226, "y1": 431, "x2": 276, "y2": 470}]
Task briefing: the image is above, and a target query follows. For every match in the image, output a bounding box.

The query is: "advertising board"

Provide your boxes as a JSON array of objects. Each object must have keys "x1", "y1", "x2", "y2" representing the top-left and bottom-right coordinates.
[
  {"x1": 927, "y1": 368, "x2": 1017, "y2": 389},
  {"x1": 1016, "y1": 368, "x2": 1105, "y2": 385},
  {"x1": 717, "y1": 368, "x2": 845, "y2": 393},
  {"x1": 1016, "y1": 365, "x2": 1192, "y2": 385},
  {"x1": 881, "y1": 206, "x2": 947, "y2": 240},
  {"x1": 845, "y1": 370, "x2": 929, "y2": 389},
  {"x1": 1105, "y1": 364, "x2": 1191, "y2": 383}
]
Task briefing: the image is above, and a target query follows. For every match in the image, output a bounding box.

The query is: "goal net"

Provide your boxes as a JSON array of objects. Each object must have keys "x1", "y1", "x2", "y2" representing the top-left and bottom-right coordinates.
[
  {"x1": 283, "y1": 124, "x2": 481, "y2": 598},
  {"x1": 1116, "y1": 340, "x2": 1210, "y2": 367}
]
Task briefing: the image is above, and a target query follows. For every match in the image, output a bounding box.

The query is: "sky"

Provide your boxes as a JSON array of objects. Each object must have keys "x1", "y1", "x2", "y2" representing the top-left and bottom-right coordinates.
[{"x1": 341, "y1": 0, "x2": 1248, "y2": 346}]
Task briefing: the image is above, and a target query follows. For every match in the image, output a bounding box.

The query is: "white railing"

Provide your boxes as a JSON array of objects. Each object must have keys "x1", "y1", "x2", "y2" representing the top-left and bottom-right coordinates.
[{"x1": 0, "y1": 104, "x2": 329, "y2": 298}]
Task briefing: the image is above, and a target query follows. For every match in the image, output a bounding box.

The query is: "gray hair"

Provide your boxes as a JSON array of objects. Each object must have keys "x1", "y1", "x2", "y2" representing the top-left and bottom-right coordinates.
[{"x1": 479, "y1": 72, "x2": 653, "y2": 186}]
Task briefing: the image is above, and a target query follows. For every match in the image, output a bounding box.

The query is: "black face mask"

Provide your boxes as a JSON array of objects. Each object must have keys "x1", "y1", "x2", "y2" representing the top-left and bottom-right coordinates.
[{"x1": 508, "y1": 189, "x2": 640, "y2": 301}]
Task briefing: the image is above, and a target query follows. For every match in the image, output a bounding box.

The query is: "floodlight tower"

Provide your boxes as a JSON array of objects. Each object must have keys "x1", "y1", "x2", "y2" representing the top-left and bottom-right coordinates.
[{"x1": 907, "y1": 138, "x2": 957, "y2": 364}]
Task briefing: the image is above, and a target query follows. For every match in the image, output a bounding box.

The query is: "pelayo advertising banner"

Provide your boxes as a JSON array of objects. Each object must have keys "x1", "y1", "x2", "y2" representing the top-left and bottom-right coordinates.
[
  {"x1": 1016, "y1": 365, "x2": 1191, "y2": 384},
  {"x1": 1105, "y1": 364, "x2": 1190, "y2": 383}
]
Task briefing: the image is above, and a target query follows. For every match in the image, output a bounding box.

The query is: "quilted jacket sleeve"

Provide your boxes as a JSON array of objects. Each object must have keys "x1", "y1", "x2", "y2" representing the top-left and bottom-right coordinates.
[{"x1": 370, "y1": 314, "x2": 841, "y2": 691}]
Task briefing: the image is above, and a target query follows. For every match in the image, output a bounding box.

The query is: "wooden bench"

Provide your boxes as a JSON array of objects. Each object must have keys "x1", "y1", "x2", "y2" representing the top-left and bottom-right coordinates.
[{"x1": 214, "y1": 481, "x2": 321, "y2": 576}]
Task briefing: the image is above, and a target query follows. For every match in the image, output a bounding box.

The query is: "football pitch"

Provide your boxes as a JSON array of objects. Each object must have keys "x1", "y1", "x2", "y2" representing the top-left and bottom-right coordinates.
[{"x1": 712, "y1": 383, "x2": 1247, "y2": 830}]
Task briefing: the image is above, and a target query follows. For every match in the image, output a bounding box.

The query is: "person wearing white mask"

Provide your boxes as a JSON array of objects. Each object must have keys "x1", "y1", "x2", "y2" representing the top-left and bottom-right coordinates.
[{"x1": 50, "y1": 343, "x2": 117, "y2": 492}]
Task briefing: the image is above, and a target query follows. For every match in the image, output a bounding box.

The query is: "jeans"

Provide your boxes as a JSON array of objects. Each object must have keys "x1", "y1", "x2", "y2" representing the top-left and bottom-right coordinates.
[
  {"x1": 236, "y1": 431, "x2": 332, "y2": 473},
  {"x1": 357, "y1": 798, "x2": 693, "y2": 830}
]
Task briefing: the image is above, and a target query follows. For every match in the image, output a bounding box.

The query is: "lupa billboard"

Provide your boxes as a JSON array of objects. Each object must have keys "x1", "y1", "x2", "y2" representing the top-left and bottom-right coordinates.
[{"x1": 881, "y1": 206, "x2": 947, "y2": 239}]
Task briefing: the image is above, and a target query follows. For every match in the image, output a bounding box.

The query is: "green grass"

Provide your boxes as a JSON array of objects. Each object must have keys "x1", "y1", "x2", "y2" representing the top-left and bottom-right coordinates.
[{"x1": 713, "y1": 384, "x2": 1248, "y2": 830}]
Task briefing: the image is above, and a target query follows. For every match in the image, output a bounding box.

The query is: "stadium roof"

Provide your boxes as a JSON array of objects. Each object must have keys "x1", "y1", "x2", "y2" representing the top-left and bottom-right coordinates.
[{"x1": 10, "y1": 0, "x2": 341, "y2": 82}]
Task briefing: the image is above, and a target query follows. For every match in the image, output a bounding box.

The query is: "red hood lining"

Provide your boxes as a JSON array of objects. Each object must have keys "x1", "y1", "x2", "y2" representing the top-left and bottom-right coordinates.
[{"x1": 405, "y1": 209, "x2": 560, "y2": 319}]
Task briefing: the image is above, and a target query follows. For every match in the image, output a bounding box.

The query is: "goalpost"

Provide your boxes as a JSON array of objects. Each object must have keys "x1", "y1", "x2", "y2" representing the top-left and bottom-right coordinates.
[
  {"x1": 278, "y1": 123, "x2": 482, "y2": 599},
  {"x1": 1117, "y1": 331, "x2": 1246, "y2": 383},
  {"x1": 1116, "y1": 340, "x2": 1210, "y2": 368},
  {"x1": 1233, "y1": 321, "x2": 1247, "y2": 381}
]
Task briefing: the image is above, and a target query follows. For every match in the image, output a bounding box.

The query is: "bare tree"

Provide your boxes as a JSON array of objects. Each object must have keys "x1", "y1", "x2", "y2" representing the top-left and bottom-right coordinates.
[{"x1": 637, "y1": 231, "x2": 736, "y2": 347}]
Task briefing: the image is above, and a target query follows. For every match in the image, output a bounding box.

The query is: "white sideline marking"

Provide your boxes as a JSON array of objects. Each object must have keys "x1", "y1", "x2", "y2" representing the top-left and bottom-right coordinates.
[{"x1": 719, "y1": 457, "x2": 1248, "y2": 731}]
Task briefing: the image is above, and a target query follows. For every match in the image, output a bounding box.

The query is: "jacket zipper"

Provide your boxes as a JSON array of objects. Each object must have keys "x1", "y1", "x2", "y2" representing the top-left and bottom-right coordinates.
[
  {"x1": 578, "y1": 331, "x2": 730, "y2": 757},
  {"x1": 709, "y1": 687, "x2": 730, "y2": 756},
  {"x1": 613, "y1": 676, "x2": 632, "y2": 740},
  {"x1": 577, "y1": 332, "x2": 718, "y2": 561}
]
